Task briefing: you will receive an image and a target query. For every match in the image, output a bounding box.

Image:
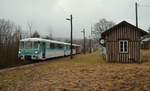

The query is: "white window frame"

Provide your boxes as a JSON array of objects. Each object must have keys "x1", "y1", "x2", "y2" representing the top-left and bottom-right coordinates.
[{"x1": 119, "y1": 40, "x2": 128, "y2": 53}]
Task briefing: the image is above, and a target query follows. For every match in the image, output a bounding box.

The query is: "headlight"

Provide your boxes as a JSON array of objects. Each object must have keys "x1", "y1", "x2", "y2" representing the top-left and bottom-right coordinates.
[
  {"x1": 35, "y1": 51, "x2": 38, "y2": 54},
  {"x1": 19, "y1": 51, "x2": 21, "y2": 54}
]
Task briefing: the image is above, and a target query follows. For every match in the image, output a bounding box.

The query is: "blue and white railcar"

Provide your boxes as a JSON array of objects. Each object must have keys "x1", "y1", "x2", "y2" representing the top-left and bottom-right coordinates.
[{"x1": 18, "y1": 38, "x2": 80, "y2": 60}]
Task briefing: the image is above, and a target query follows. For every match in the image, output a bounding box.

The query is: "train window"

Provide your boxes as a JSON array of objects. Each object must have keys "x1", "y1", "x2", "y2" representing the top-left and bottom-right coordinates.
[
  {"x1": 19, "y1": 42, "x2": 24, "y2": 49},
  {"x1": 58, "y1": 44, "x2": 63, "y2": 49},
  {"x1": 72, "y1": 46, "x2": 75, "y2": 49},
  {"x1": 54, "y1": 44, "x2": 59, "y2": 48},
  {"x1": 50, "y1": 43, "x2": 55, "y2": 49},
  {"x1": 57, "y1": 44, "x2": 60, "y2": 48},
  {"x1": 33, "y1": 42, "x2": 39, "y2": 48},
  {"x1": 61, "y1": 44, "x2": 64, "y2": 48},
  {"x1": 24, "y1": 42, "x2": 32, "y2": 49},
  {"x1": 49, "y1": 43, "x2": 51, "y2": 48}
]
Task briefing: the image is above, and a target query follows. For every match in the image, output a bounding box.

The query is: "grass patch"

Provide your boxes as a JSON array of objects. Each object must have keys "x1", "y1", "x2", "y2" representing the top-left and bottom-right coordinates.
[{"x1": 0, "y1": 50, "x2": 150, "y2": 91}]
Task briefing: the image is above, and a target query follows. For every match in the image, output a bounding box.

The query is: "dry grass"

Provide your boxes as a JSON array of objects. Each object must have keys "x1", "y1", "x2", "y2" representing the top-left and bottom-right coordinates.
[{"x1": 0, "y1": 50, "x2": 150, "y2": 91}]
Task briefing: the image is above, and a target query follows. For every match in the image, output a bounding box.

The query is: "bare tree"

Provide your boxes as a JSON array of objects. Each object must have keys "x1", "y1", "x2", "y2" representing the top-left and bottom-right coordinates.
[
  {"x1": 15, "y1": 25, "x2": 22, "y2": 39},
  {"x1": 27, "y1": 22, "x2": 33, "y2": 38},
  {"x1": 48, "y1": 27, "x2": 53, "y2": 40},
  {"x1": 49, "y1": 30, "x2": 53, "y2": 40},
  {"x1": 0, "y1": 19, "x2": 22, "y2": 68},
  {"x1": 91, "y1": 18, "x2": 115, "y2": 52},
  {"x1": 31, "y1": 31, "x2": 40, "y2": 38},
  {"x1": 21, "y1": 31, "x2": 30, "y2": 39},
  {"x1": 93, "y1": 18, "x2": 115, "y2": 41}
]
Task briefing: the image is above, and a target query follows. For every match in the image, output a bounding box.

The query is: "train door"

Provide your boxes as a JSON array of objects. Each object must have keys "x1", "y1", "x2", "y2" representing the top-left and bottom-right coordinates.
[
  {"x1": 41, "y1": 42, "x2": 46, "y2": 58},
  {"x1": 64, "y1": 45, "x2": 67, "y2": 56}
]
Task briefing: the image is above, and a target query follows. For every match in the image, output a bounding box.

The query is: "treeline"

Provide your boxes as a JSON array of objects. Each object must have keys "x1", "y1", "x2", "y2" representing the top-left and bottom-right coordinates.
[
  {"x1": 0, "y1": 18, "x2": 117, "y2": 69},
  {"x1": 0, "y1": 19, "x2": 22, "y2": 69}
]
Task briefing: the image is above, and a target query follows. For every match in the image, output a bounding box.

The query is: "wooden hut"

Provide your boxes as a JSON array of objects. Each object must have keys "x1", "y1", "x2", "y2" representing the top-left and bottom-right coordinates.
[{"x1": 101, "y1": 21, "x2": 148, "y2": 63}]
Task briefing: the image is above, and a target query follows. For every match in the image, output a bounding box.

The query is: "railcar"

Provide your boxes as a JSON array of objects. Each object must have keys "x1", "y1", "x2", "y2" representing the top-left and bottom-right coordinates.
[{"x1": 18, "y1": 38, "x2": 81, "y2": 60}]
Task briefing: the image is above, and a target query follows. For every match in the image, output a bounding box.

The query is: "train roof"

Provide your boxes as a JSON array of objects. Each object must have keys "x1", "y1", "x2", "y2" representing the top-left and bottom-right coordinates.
[
  {"x1": 20, "y1": 38, "x2": 65, "y2": 44},
  {"x1": 20, "y1": 38, "x2": 80, "y2": 46}
]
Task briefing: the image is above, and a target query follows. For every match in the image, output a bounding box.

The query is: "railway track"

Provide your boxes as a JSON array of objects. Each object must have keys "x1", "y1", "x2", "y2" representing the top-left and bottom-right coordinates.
[{"x1": 0, "y1": 55, "x2": 71, "y2": 73}]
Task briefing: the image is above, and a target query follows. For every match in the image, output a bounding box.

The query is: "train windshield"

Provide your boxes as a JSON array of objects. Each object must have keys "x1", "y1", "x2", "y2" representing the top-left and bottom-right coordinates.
[
  {"x1": 33, "y1": 42, "x2": 39, "y2": 49},
  {"x1": 20, "y1": 41, "x2": 39, "y2": 49},
  {"x1": 24, "y1": 42, "x2": 32, "y2": 49},
  {"x1": 19, "y1": 42, "x2": 24, "y2": 49}
]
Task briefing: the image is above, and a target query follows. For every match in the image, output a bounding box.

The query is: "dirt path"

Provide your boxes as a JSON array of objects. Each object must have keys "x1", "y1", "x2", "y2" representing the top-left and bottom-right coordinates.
[{"x1": 0, "y1": 51, "x2": 150, "y2": 91}]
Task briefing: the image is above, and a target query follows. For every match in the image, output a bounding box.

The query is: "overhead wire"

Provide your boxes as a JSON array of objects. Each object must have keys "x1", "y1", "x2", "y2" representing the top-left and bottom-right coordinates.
[{"x1": 138, "y1": 4, "x2": 150, "y2": 8}]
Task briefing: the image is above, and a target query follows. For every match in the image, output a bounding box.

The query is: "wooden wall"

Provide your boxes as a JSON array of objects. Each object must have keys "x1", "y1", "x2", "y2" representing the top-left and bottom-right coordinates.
[{"x1": 105, "y1": 24, "x2": 141, "y2": 63}]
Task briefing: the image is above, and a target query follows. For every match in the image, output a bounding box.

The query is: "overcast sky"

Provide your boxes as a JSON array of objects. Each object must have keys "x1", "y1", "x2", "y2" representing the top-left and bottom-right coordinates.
[{"x1": 0, "y1": 0, "x2": 150, "y2": 39}]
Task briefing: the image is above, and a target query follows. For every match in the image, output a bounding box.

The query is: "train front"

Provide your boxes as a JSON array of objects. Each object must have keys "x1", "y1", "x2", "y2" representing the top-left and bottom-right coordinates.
[{"x1": 18, "y1": 40, "x2": 41, "y2": 60}]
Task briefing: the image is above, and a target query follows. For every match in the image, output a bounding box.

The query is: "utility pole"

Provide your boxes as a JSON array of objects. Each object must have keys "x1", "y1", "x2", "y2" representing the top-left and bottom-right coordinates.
[
  {"x1": 89, "y1": 35, "x2": 92, "y2": 53},
  {"x1": 135, "y1": 2, "x2": 138, "y2": 27},
  {"x1": 89, "y1": 25, "x2": 93, "y2": 53},
  {"x1": 81, "y1": 29, "x2": 86, "y2": 54},
  {"x1": 66, "y1": 14, "x2": 73, "y2": 59},
  {"x1": 27, "y1": 22, "x2": 33, "y2": 38}
]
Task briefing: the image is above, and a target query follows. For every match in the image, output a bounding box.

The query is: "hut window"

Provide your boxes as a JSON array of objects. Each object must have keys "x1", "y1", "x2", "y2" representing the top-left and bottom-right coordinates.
[{"x1": 119, "y1": 40, "x2": 128, "y2": 53}]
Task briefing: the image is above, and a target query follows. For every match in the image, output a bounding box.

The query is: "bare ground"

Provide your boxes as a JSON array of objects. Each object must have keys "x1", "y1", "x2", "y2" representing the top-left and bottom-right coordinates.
[{"x1": 0, "y1": 50, "x2": 150, "y2": 91}]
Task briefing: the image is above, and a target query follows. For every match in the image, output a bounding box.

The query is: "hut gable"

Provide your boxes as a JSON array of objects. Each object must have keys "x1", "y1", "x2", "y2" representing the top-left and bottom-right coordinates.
[
  {"x1": 102, "y1": 21, "x2": 147, "y2": 38},
  {"x1": 101, "y1": 21, "x2": 148, "y2": 63}
]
